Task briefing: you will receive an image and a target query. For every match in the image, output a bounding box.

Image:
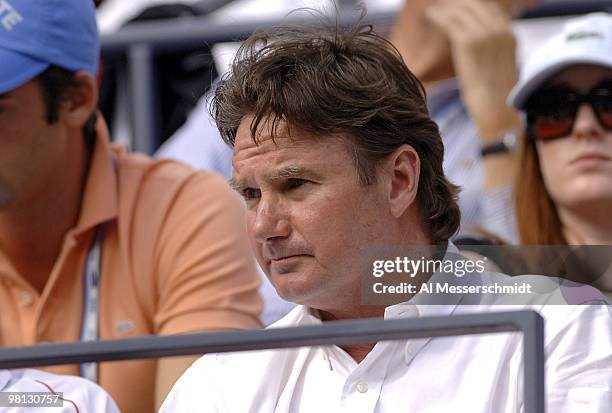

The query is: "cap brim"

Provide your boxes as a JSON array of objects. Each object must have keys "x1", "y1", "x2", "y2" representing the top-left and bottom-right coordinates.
[
  {"x1": 0, "y1": 48, "x2": 50, "y2": 94},
  {"x1": 509, "y1": 54, "x2": 612, "y2": 110}
]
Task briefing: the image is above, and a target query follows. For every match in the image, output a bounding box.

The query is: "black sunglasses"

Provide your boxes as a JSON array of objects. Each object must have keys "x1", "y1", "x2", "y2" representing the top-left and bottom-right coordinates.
[{"x1": 524, "y1": 80, "x2": 612, "y2": 141}]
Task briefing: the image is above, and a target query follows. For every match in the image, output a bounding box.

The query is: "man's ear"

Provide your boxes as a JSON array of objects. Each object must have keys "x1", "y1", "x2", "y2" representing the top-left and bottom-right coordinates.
[
  {"x1": 62, "y1": 71, "x2": 98, "y2": 128},
  {"x1": 384, "y1": 144, "x2": 420, "y2": 218}
]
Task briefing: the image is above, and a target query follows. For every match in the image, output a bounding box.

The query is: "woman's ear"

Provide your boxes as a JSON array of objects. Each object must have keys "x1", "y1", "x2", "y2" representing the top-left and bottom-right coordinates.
[
  {"x1": 62, "y1": 71, "x2": 98, "y2": 128},
  {"x1": 385, "y1": 144, "x2": 421, "y2": 218}
]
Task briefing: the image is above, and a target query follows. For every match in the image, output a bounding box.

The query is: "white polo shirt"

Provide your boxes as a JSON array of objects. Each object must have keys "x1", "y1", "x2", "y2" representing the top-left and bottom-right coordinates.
[
  {"x1": 0, "y1": 369, "x2": 120, "y2": 412},
  {"x1": 161, "y1": 261, "x2": 612, "y2": 412}
]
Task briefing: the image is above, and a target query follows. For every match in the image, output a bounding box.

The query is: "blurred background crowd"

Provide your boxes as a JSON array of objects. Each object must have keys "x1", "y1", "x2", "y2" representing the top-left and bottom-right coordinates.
[{"x1": 1, "y1": 0, "x2": 611, "y2": 411}]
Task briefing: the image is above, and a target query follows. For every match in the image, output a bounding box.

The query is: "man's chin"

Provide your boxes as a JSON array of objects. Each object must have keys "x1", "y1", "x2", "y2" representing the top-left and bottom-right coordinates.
[{"x1": 269, "y1": 273, "x2": 320, "y2": 304}]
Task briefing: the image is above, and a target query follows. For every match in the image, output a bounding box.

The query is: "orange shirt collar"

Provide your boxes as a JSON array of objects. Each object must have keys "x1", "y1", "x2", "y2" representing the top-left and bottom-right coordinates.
[{"x1": 75, "y1": 115, "x2": 121, "y2": 234}]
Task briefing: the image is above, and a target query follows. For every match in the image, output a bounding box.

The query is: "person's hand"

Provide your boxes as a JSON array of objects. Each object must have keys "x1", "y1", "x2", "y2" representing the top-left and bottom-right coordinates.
[{"x1": 426, "y1": 0, "x2": 520, "y2": 141}]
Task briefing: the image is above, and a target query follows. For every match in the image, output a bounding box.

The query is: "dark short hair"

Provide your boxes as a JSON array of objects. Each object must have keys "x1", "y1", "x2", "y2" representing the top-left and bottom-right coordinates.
[
  {"x1": 37, "y1": 66, "x2": 97, "y2": 149},
  {"x1": 212, "y1": 18, "x2": 460, "y2": 244}
]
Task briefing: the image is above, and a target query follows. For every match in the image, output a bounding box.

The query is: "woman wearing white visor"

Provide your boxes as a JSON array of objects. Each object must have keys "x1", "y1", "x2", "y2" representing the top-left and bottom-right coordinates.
[{"x1": 508, "y1": 12, "x2": 612, "y2": 298}]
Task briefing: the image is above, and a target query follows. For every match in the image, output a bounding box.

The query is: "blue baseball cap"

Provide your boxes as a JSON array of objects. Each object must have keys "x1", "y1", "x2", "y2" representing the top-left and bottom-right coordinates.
[{"x1": 0, "y1": 0, "x2": 99, "y2": 94}]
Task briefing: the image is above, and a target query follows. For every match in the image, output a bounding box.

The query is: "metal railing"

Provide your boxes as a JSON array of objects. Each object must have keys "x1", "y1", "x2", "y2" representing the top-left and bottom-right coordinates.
[{"x1": 0, "y1": 311, "x2": 545, "y2": 412}]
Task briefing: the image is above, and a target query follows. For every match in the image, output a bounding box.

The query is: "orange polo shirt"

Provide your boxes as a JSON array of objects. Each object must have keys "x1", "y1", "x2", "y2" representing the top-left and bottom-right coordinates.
[{"x1": 0, "y1": 120, "x2": 262, "y2": 413}]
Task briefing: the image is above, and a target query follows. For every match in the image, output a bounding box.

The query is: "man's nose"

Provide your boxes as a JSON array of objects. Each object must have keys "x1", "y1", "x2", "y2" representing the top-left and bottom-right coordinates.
[
  {"x1": 249, "y1": 195, "x2": 291, "y2": 243},
  {"x1": 573, "y1": 103, "x2": 606, "y2": 140}
]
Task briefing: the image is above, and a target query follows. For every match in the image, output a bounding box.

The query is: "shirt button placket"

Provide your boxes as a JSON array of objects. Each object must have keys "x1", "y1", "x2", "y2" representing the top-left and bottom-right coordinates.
[
  {"x1": 15, "y1": 289, "x2": 38, "y2": 343},
  {"x1": 19, "y1": 291, "x2": 33, "y2": 306},
  {"x1": 356, "y1": 382, "x2": 368, "y2": 394}
]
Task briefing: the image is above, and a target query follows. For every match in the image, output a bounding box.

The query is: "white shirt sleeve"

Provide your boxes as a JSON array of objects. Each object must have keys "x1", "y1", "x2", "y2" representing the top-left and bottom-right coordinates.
[{"x1": 0, "y1": 369, "x2": 120, "y2": 413}]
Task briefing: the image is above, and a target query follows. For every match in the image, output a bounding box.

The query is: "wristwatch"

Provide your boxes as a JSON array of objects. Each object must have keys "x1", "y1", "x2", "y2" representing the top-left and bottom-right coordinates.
[{"x1": 480, "y1": 129, "x2": 519, "y2": 157}]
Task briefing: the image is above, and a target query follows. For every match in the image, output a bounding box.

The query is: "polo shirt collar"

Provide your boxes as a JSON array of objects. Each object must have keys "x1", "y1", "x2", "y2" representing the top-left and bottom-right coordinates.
[{"x1": 74, "y1": 116, "x2": 120, "y2": 234}]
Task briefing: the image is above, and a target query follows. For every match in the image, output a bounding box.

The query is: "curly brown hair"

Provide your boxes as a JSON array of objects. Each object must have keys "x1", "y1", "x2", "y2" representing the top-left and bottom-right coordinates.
[{"x1": 211, "y1": 17, "x2": 460, "y2": 244}]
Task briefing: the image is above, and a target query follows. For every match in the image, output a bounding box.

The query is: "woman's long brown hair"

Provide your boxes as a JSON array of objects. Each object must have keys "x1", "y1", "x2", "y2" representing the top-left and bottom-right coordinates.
[{"x1": 514, "y1": 132, "x2": 568, "y2": 245}]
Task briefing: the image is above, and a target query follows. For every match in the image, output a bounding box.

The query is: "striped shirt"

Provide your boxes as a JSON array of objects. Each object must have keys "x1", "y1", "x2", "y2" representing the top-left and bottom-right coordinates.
[{"x1": 428, "y1": 79, "x2": 517, "y2": 242}]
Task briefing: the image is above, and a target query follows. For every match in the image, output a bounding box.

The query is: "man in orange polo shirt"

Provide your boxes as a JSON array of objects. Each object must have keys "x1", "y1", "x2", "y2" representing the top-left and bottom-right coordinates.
[{"x1": 0, "y1": 0, "x2": 262, "y2": 412}]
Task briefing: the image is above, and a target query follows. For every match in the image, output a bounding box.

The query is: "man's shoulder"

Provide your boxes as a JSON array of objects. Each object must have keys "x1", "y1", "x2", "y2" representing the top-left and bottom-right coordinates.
[
  {"x1": 105, "y1": 146, "x2": 250, "y2": 283},
  {"x1": 453, "y1": 272, "x2": 611, "y2": 336},
  {"x1": 111, "y1": 148, "x2": 239, "y2": 219}
]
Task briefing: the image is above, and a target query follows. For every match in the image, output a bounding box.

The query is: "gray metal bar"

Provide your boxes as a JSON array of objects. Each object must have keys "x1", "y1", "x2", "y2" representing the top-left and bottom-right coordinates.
[
  {"x1": 517, "y1": 311, "x2": 546, "y2": 413},
  {"x1": 0, "y1": 311, "x2": 545, "y2": 413},
  {"x1": 126, "y1": 43, "x2": 157, "y2": 154},
  {"x1": 101, "y1": 11, "x2": 397, "y2": 54}
]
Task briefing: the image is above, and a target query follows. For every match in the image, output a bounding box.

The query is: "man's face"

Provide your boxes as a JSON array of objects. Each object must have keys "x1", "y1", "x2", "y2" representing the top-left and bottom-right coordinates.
[
  {"x1": 0, "y1": 80, "x2": 68, "y2": 208},
  {"x1": 232, "y1": 117, "x2": 394, "y2": 310}
]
